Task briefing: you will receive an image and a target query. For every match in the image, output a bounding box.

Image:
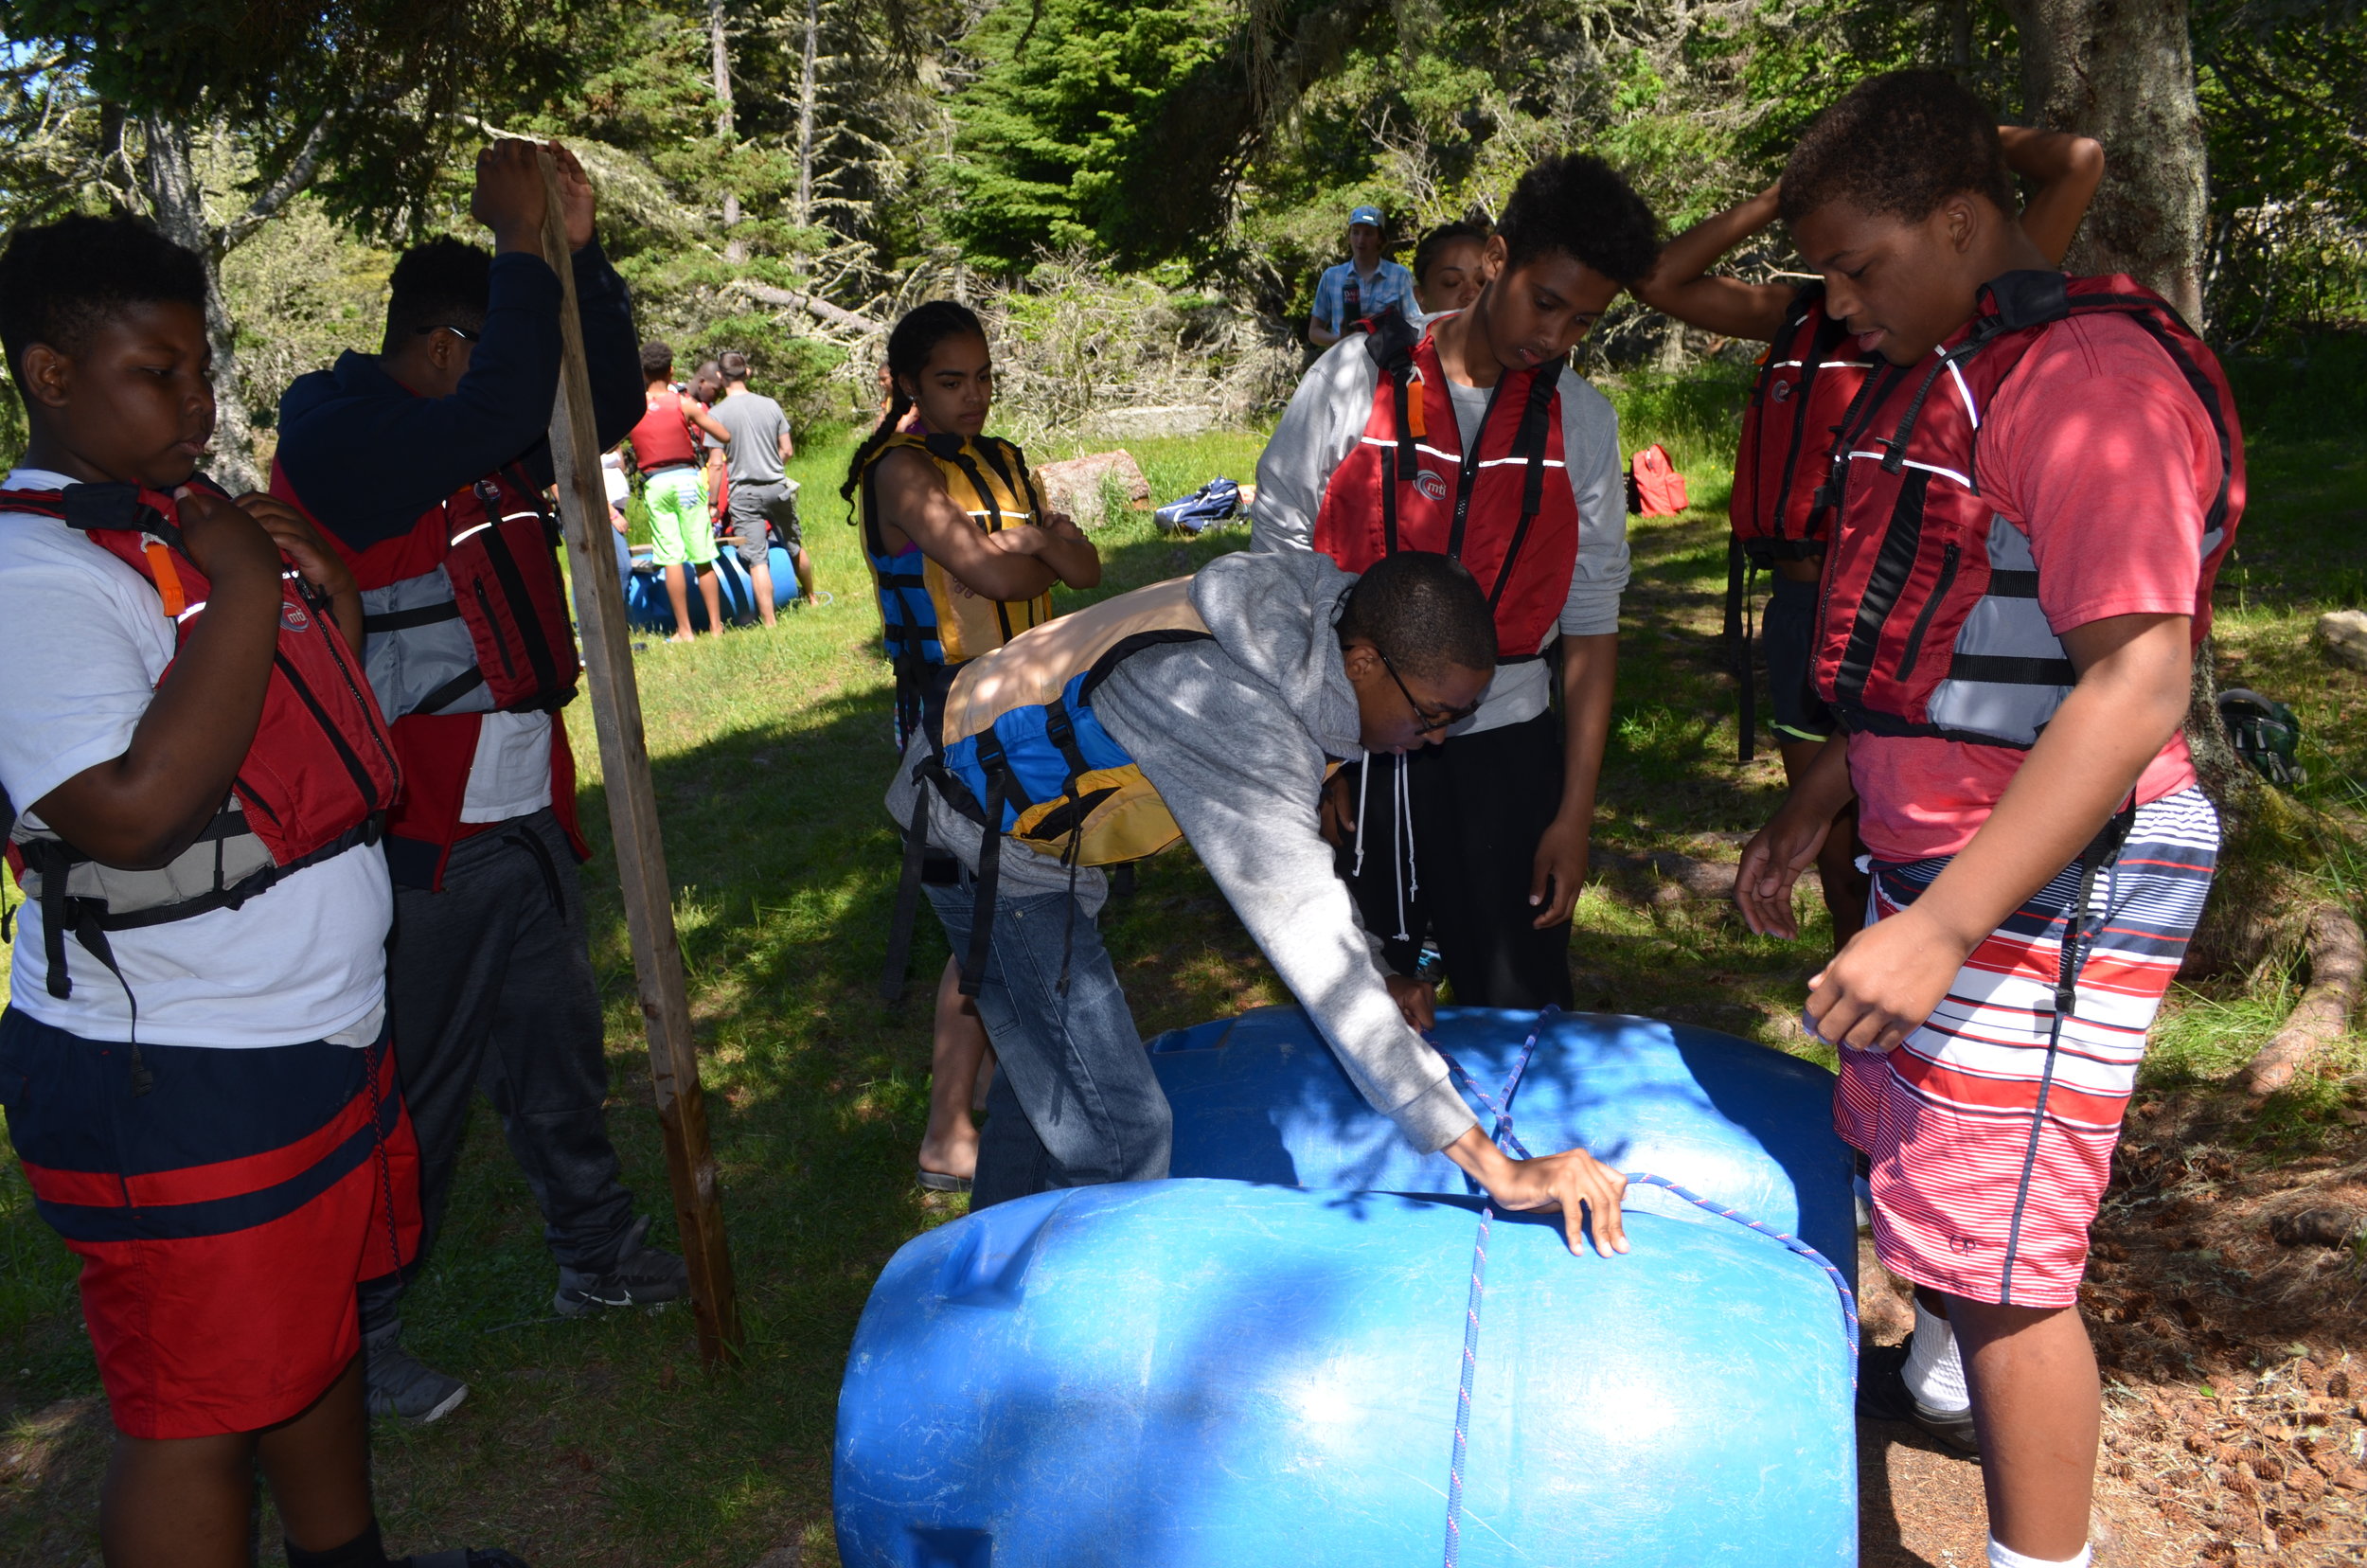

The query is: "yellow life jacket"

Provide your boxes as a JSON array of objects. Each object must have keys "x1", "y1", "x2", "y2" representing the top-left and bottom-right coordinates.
[
  {"x1": 858, "y1": 431, "x2": 1058, "y2": 671},
  {"x1": 934, "y1": 577, "x2": 1213, "y2": 868}
]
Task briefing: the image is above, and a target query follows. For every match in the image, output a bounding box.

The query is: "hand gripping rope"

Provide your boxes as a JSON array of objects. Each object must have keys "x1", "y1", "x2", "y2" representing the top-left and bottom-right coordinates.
[{"x1": 1430, "y1": 1007, "x2": 1861, "y2": 1568}]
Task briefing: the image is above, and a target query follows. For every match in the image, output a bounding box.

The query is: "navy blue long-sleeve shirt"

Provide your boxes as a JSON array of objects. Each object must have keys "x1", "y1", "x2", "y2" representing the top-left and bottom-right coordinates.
[{"x1": 276, "y1": 241, "x2": 643, "y2": 548}]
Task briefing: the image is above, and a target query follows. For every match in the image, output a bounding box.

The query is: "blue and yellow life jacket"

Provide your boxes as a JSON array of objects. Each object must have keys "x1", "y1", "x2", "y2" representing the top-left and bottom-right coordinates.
[
  {"x1": 858, "y1": 432, "x2": 1057, "y2": 741},
  {"x1": 932, "y1": 577, "x2": 1213, "y2": 868},
  {"x1": 881, "y1": 579, "x2": 1212, "y2": 1001}
]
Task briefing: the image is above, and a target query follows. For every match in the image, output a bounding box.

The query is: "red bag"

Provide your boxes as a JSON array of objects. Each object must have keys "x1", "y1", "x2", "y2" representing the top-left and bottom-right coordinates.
[{"x1": 1627, "y1": 444, "x2": 1690, "y2": 516}]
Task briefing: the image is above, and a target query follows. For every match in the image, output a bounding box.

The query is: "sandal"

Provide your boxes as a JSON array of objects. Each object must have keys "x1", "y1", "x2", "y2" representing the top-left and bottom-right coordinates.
[{"x1": 917, "y1": 1168, "x2": 973, "y2": 1194}]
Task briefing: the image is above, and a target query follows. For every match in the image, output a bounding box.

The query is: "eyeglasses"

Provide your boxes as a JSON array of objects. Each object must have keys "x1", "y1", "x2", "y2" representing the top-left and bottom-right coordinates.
[
  {"x1": 1376, "y1": 648, "x2": 1483, "y2": 735},
  {"x1": 414, "y1": 324, "x2": 482, "y2": 343}
]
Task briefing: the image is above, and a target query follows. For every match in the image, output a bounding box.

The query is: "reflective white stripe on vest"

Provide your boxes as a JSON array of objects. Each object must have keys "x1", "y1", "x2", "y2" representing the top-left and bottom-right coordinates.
[
  {"x1": 1350, "y1": 436, "x2": 1565, "y2": 473},
  {"x1": 450, "y1": 521, "x2": 494, "y2": 546},
  {"x1": 176, "y1": 598, "x2": 209, "y2": 623},
  {"x1": 1844, "y1": 449, "x2": 1974, "y2": 490},
  {"x1": 1946, "y1": 357, "x2": 1983, "y2": 429}
]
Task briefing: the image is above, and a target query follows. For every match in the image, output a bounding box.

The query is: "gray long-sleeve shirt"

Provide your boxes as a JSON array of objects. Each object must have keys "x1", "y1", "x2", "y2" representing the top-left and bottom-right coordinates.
[
  {"x1": 885, "y1": 550, "x2": 1478, "y2": 1153},
  {"x1": 1249, "y1": 332, "x2": 1630, "y2": 734}
]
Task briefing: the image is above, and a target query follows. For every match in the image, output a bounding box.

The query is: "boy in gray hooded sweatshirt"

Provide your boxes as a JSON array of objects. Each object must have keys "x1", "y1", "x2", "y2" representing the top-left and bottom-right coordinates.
[{"x1": 887, "y1": 548, "x2": 1630, "y2": 1255}]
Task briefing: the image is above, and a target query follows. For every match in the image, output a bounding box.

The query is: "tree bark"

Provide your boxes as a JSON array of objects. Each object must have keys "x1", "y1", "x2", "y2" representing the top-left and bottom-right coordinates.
[
  {"x1": 709, "y1": 0, "x2": 745, "y2": 259},
  {"x1": 794, "y1": 0, "x2": 819, "y2": 233},
  {"x1": 137, "y1": 118, "x2": 262, "y2": 492},
  {"x1": 2002, "y1": 0, "x2": 2209, "y2": 326}
]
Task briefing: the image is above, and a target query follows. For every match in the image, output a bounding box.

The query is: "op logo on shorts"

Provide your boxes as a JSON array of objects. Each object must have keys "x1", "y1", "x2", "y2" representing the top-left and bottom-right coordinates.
[
  {"x1": 1414, "y1": 469, "x2": 1450, "y2": 503},
  {"x1": 280, "y1": 599, "x2": 311, "y2": 633}
]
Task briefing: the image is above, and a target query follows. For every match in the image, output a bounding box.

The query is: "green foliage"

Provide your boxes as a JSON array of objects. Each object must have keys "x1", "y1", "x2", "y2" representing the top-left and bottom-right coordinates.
[{"x1": 943, "y1": 0, "x2": 1247, "y2": 271}]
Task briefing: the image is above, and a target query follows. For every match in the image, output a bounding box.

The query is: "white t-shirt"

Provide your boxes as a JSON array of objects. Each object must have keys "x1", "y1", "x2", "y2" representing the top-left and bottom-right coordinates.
[
  {"x1": 459, "y1": 710, "x2": 556, "y2": 822},
  {"x1": 0, "y1": 469, "x2": 393, "y2": 1047}
]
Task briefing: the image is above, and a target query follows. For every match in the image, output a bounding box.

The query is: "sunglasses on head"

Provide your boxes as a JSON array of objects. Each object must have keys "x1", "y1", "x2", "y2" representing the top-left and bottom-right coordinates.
[{"x1": 1376, "y1": 647, "x2": 1482, "y2": 735}]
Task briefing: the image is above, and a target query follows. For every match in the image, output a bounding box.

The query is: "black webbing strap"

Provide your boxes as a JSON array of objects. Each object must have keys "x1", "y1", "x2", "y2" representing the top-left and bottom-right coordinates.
[
  {"x1": 960, "y1": 770, "x2": 1010, "y2": 998},
  {"x1": 2000, "y1": 798, "x2": 2138, "y2": 1302},
  {"x1": 363, "y1": 600, "x2": 465, "y2": 633},
  {"x1": 1481, "y1": 364, "x2": 1560, "y2": 616},
  {"x1": 1379, "y1": 447, "x2": 1399, "y2": 556},
  {"x1": 1390, "y1": 362, "x2": 1418, "y2": 475},
  {"x1": 414, "y1": 667, "x2": 489, "y2": 716},
  {"x1": 880, "y1": 788, "x2": 934, "y2": 1003}
]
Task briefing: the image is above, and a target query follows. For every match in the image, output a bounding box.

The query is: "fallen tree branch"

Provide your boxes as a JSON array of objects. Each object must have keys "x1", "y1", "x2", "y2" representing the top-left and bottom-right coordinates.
[
  {"x1": 729, "y1": 277, "x2": 885, "y2": 334},
  {"x1": 2244, "y1": 902, "x2": 2366, "y2": 1096}
]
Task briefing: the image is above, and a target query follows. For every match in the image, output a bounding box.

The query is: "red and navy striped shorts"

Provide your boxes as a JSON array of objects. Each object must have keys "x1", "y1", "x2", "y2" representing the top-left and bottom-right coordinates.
[
  {"x1": 1835, "y1": 788, "x2": 2219, "y2": 1309},
  {"x1": 0, "y1": 1007, "x2": 420, "y2": 1438}
]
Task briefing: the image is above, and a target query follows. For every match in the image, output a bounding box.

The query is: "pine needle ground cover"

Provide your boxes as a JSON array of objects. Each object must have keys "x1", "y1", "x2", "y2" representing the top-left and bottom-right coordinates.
[{"x1": 1, "y1": 368, "x2": 2360, "y2": 1564}]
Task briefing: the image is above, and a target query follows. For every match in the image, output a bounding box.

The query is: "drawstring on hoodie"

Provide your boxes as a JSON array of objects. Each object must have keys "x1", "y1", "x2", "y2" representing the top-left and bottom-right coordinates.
[
  {"x1": 1352, "y1": 750, "x2": 1372, "y2": 876},
  {"x1": 1392, "y1": 753, "x2": 1417, "y2": 942}
]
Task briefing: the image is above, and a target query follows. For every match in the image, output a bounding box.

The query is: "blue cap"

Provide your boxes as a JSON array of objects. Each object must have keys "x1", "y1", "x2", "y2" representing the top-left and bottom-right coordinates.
[{"x1": 1347, "y1": 205, "x2": 1383, "y2": 228}]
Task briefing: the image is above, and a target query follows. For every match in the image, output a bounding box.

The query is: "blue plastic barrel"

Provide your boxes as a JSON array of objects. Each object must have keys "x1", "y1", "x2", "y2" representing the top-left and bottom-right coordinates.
[
  {"x1": 1149, "y1": 1006, "x2": 1856, "y2": 1274},
  {"x1": 835, "y1": 1179, "x2": 1858, "y2": 1566},
  {"x1": 624, "y1": 543, "x2": 799, "y2": 633}
]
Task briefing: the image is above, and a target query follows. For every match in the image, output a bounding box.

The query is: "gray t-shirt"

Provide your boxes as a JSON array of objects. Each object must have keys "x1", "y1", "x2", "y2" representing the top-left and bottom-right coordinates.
[{"x1": 713, "y1": 390, "x2": 791, "y2": 488}]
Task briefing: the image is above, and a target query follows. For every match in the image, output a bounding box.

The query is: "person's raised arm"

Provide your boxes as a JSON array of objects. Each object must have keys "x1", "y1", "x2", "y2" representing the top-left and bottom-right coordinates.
[
  {"x1": 685, "y1": 397, "x2": 731, "y2": 443},
  {"x1": 2001, "y1": 126, "x2": 2107, "y2": 268},
  {"x1": 871, "y1": 446, "x2": 1059, "y2": 601},
  {"x1": 1629, "y1": 185, "x2": 1801, "y2": 342}
]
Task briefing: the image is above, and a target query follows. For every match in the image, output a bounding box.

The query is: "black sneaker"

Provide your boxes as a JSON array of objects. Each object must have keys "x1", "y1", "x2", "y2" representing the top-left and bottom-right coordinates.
[
  {"x1": 552, "y1": 1216, "x2": 689, "y2": 1318},
  {"x1": 1856, "y1": 1342, "x2": 1981, "y2": 1454},
  {"x1": 364, "y1": 1327, "x2": 469, "y2": 1425}
]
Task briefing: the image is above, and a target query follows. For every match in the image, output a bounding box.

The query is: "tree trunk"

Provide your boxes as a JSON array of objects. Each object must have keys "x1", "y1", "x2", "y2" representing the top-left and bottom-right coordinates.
[
  {"x1": 137, "y1": 118, "x2": 262, "y2": 492},
  {"x1": 794, "y1": 0, "x2": 819, "y2": 233},
  {"x1": 2002, "y1": 0, "x2": 2208, "y2": 326},
  {"x1": 709, "y1": 0, "x2": 746, "y2": 260}
]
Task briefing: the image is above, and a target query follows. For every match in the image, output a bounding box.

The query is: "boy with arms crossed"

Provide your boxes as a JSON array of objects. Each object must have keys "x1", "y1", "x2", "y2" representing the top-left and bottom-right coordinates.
[
  {"x1": 0, "y1": 217, "x2": 524, "y2": 1567},
  {"x1": 1737, "y1": 73, "x2": 2237, "y2": 1568}
]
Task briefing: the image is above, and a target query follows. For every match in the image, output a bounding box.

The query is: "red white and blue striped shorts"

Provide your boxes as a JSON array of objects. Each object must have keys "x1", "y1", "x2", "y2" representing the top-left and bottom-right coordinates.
[
  {"x1": 1835, "y1": 788, "x2": 2219, "y2": 1309},
  {"x1": 0, "y1": 1008, "x2": 420, "y2": 1438}
]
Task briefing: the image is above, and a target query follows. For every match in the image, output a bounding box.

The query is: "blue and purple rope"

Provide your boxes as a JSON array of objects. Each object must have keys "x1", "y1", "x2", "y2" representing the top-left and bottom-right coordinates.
[{"x1": 1430, "y1": 1006, "x2": 1860, "y2": 1568}]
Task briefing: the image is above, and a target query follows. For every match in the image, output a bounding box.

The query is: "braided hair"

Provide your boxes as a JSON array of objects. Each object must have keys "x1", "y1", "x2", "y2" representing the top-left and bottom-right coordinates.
[{"x1": 841, "y1": 300, "x2": 988, "y2": 505}]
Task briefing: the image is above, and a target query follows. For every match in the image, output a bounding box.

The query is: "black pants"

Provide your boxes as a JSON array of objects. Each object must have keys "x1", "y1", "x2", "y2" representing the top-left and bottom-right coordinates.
[
  {"x1": 1336, "y1": 709, "x2": 1575, "y2": 1010},
  {"x1": 358, "y1": 809, "x2": 640, "y2": 1336}
]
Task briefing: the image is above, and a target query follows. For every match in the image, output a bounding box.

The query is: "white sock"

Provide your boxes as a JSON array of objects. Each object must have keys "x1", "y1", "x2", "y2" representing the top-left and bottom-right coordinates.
[
  {"x1": 1987, "y1": 1537, "x2": 2090, "y2": 1568},
  {"x1": 1902, "y1": 1300, "x2": 1969, "y2": 1414}
]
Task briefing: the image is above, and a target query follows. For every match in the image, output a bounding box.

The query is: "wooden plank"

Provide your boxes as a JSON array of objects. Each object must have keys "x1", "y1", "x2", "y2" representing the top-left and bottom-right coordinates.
[{"x1": 535, "y1": 148, "x2": 741, "y2": 1364}]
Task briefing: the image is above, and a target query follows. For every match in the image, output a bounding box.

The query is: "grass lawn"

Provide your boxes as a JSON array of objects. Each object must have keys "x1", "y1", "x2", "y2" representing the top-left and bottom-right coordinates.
[{"x1": 1, "y1": 351, "x2": 2360, "y2": 1565}]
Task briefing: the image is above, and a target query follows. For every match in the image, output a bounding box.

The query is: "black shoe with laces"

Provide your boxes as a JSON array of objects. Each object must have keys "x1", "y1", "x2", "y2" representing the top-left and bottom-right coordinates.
[
  {"x1": 1855, "y1": 1342, "x2": 1982, "y2": 1455},
  {"x1": 552, "y1": 1215, "x2": 689, "y2": 1318}
]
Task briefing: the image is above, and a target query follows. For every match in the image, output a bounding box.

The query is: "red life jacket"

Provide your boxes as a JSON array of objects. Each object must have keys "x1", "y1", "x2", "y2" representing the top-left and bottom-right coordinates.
[
  {"x1": 0, "y1": 482, "x2": 400, "y2": 996},
  {"x1": 1812, "y1": 272, "x2": 2242, "y2": 748},
  {"x1": 1722, "y1": 286, "x2": 1874, "y2": 763},
  {"x1": 1628, "y1": 444, "x2": 1689, "y2": 515},
  {"x1": 272, "y1": 459, "x2": 580, "y2": 721},
  {"x1": 272, "y1": 460, "x2": 589, "y2": 890},
  {"x1": 630, "y1": 389, "x2": 702, "y2": 473},
  {"x1": 1311, "y1": 311, "x2": 1578, "y2": 660},
  {"x1": 1732, "y1": 285, "x2": 1870, "y2": 560}
]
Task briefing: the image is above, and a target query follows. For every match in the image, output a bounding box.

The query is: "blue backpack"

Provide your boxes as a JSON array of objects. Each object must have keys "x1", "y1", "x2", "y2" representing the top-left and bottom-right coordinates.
[{"x1": 1155, "y1": 477, "x2": 1241, "y2": 536}]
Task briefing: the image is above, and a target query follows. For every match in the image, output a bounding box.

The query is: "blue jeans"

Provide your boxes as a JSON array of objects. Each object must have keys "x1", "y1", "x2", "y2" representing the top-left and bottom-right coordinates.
[{"x1": 924, "y1": 868, "x2": 1171, "y2": 1208}]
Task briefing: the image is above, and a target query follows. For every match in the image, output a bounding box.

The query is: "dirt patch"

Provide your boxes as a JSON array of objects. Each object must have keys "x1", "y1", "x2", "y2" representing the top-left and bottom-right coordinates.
[{"x1": 2083, "y1": 1096, "x2": 2367, "y2": 1564}]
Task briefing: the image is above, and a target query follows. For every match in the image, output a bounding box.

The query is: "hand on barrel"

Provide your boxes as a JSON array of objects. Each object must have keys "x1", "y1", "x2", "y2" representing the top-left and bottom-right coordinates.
[{"x1": 1444, "y1": 1126, "x2": 1630, "y2": 1257}]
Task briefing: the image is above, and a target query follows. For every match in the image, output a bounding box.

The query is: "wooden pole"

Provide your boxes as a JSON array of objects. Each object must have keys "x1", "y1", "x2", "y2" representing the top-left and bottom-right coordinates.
[{"x1": 535, "y1": 148, "x2": 742, "y2": 1365}]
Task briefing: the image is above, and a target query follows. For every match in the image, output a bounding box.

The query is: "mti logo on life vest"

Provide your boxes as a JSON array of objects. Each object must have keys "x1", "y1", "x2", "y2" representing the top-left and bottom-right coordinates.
[
  {"x1": 1771, "y1": 379, "x2": 1794, "y2": 403},
  {"x1": 1413, "y1": 469, "x2": 1449, "y2": 503},
  {"x1": 280, "y1": 599, "x2": 311, "y2": 633}
]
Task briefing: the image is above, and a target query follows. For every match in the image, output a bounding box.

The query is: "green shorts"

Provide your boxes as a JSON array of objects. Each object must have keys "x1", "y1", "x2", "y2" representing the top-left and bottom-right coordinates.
[{"x1": 645, "y1": 468, "x2": 718, "y2": 568}]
